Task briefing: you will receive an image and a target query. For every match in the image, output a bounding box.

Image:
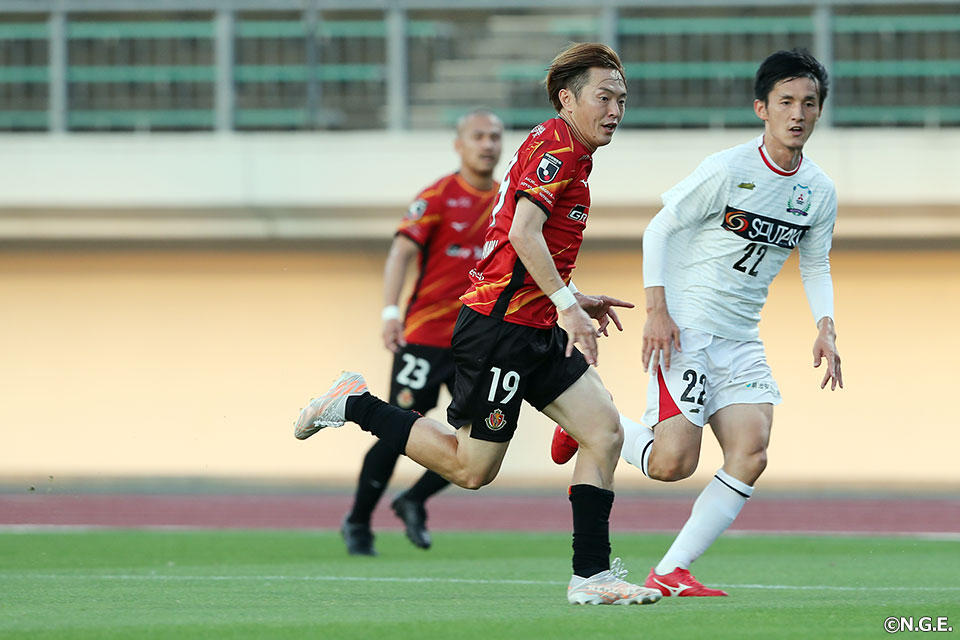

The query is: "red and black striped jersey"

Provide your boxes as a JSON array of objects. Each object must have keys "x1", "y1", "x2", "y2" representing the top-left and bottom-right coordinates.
[
  {"x1": 460, "y1": 117, "x2": 593, "y2": 329},
  {"x1": 397, "y1": 172, "x2": 498, "y2": 348}
]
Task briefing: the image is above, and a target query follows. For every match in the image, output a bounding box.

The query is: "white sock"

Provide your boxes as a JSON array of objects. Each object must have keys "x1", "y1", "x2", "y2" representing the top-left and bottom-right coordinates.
[
  {"x1": 655, "y1": 469, "x2": 753, "y2": 575},
  {"x1": 619, "y1": 413, "x2": 654, "y2": 475}
]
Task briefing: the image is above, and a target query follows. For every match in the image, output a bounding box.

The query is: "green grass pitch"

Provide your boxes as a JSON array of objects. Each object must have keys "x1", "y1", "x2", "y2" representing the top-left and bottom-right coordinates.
[{"x1": 1, "y1": 529, "x2": 957, "y2": 639}]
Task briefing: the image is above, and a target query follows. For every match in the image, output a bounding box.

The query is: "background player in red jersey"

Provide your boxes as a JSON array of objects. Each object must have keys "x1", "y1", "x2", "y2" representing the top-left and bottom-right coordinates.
[
  {"x1": 340, "y1": 109, "x2": 503, "y2": 555},
  {"x1": 296, "y1": 43, "x2": 660, "y2": 605}
]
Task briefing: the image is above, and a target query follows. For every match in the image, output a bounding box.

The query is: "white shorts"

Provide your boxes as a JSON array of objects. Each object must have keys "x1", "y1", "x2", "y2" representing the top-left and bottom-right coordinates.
[{"x1": 641, "y1": 328, "x2": 782, "y2": 429}]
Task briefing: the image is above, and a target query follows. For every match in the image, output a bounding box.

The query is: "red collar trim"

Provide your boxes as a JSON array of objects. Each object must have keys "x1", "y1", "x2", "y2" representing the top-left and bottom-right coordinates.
[{"x1": 758, "y1": 142, "x2": 802, "y2": 176}]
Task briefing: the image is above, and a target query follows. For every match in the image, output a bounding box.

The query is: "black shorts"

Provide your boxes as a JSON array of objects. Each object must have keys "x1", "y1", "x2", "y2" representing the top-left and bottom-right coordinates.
[
  {"x1": 388, "y1": 343, "x2": 455, "y2": 414},
  {"x1": 447, "y1": 306, "x2": 589, "y2": 443}
]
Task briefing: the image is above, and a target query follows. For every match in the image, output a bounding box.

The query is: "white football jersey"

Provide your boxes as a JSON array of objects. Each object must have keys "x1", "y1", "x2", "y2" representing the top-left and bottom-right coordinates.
[{"x1": 651, "y1": 135, "x2": 837, "y2": 341}]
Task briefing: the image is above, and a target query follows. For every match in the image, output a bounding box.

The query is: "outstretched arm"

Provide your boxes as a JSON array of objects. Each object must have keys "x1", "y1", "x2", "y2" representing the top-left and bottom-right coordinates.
[
  {"x1": 572, "y1": 288, "x2": 634, "y2": 338},
  {"x1": 508, "y1": 197, "x2": 605, "y2": 366}
]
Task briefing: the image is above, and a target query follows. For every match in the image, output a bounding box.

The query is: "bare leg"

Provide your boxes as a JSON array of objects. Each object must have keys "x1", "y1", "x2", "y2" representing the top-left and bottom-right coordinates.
[
  {"x1": 645, "y1": 413, "x2": 702, "y2": 481},
  {"x1": 404, "y1": 417, "x2": 510, "y2": 490},
  {"x1": 543, "y1": 367, "x2": 622, "y2": 489},
  {"x1": 711, "y1": 403, "x2": 773, "y2": 485},
  {"x1": 652, "y1": 404, "x2": 772, "y2": 577}
]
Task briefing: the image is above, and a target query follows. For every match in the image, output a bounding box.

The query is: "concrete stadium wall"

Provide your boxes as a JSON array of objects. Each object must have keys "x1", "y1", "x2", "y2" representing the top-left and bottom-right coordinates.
[
  {"x1": 2, "y1": 247, "x2": 958, "y2": 490},
  {"x1": 2, "y1": 128, "x2": 960, "y2": 208}
]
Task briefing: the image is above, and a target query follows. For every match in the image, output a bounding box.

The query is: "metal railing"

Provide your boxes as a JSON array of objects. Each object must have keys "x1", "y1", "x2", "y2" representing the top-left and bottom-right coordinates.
[{"x1": 0, "y1": 0, "x2": 958, "y2": 131}]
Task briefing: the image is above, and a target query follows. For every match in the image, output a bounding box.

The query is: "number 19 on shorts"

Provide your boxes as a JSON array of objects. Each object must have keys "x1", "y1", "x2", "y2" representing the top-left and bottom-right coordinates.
[{"x1": 487, "y1": 367, "x2": 520, "y2": 404}]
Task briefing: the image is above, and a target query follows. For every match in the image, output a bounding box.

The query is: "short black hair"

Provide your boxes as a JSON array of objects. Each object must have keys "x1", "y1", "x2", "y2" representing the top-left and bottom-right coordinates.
[{"x1": 754, "y1": 48, "x2": 829, "y2": 105}]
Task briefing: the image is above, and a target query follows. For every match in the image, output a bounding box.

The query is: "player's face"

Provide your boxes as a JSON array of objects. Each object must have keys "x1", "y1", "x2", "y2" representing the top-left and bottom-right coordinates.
[
  {"x1": 455, "y1": 114, "x2": 504, "y2": 178},
  {"x1": 754, "y1": 76, "x2": 822, "y2": 153},
  {"x1": 563, "y1": 67, "x2": 627, "y2": 151}
]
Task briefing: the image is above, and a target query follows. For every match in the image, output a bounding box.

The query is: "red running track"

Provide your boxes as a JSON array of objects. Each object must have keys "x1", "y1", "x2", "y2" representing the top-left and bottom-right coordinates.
[{"x1": 2, "y1": 493, "x2": 958, "y2": 535}]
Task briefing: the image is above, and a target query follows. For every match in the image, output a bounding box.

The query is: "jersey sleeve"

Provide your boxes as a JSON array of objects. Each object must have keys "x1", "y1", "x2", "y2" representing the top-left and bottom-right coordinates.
[
  {"x1": 659, "y1": 152, "x2": 729, "y2": 227},
  {"x1": 798, "y1": 182, "x2": 838, "y2": 323},
  {"x1": 396, "y1": 192, "x2": 441, "y2": 246},
  {"x1": 514, "y1": 139, "x2": 579, "y2": 216}
]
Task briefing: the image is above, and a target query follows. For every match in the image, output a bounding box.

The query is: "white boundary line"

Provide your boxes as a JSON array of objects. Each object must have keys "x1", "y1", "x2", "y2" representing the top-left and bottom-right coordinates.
[
  {"x1": 0, "y1": 525, "x2": 958, "y2": 541},
  {"x1": 3, "y1": 573, "x2": 959, "y2": 592}
]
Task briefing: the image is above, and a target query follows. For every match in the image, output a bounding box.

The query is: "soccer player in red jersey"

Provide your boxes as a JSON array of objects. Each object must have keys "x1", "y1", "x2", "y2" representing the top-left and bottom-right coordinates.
[
  {"x1": 340, "y1": 109, "x2": 503, "y2": 555},
  {"x1": 296, "y1": 44, "x2": 661, "y2": 605}
]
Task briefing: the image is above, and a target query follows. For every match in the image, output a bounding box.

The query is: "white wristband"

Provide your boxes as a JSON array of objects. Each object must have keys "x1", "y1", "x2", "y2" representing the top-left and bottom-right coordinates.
[
  {"x1": 381, "y1": 305, "x2": 401, "y2": 322},
  {"x1": 548, "y1": 286, "x2": 578, "y2": 311},
  {"x1": 567, "y1": 281, "x2": 578, "y2": 294}
]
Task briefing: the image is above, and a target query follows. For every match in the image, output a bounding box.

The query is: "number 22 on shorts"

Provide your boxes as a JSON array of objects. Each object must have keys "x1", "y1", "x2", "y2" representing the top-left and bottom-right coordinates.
[{"x1": 487, "y1": 366, "x2": 520, "y2": 404}]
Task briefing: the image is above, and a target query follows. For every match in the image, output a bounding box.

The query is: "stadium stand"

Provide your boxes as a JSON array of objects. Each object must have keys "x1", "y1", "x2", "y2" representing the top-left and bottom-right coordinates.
[{"x1": 1, "y1": 1, "x2": 958, "y2": 132}]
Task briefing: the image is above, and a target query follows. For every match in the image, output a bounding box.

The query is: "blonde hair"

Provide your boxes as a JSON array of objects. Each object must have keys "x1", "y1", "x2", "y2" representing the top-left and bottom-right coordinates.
[{"x1": 545, "y1": 43, "x2": 625, "y2": 112}]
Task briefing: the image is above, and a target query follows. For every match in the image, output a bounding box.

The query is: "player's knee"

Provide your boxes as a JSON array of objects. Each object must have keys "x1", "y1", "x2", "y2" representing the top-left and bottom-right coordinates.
[
  {"x1": 576, "y1": 405, "x2": 622, "y2": 453},
  {"x1": 449, "y1": 468, "x2": 494, "y2": 491},
  {"x1": 745, "y1": 449, "x2": 768, "y2": 477},
  {"x1": 647, "y1": 453, "x2": 698, "y2": 482},
  {"x1": 726, "y1": 447, "x2": 767, "y2": 482}
]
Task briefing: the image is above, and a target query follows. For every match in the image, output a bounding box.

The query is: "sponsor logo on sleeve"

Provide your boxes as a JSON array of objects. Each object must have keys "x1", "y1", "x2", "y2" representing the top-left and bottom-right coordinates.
[
  {"x1": 787, "y1": 184, "x2": 812, "y2": 216},
  {"x1": 722, "y1": 206, "x2": 810, "y2": 249},
  {"x1": 737, "y1": 182, "x2": 756, "y2": 190},
  {"x1": 567, "y1": 204, "x2": 589, "y2": 224},
  {"x1": 406, "y1": 198, "x2": 428, "y2": 220},
  {"x1": 536, "y1": 153, "x2": 563, "y2": 183}
]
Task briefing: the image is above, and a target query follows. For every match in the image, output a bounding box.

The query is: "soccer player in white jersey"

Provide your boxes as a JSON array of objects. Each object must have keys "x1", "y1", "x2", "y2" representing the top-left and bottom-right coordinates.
[{"x1": 551, "y1": 49, "x2": 843, "y2": 596}]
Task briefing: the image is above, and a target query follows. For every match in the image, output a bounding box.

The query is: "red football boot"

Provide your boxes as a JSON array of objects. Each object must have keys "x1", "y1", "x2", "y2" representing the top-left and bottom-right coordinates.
[
  {"x1": 551, "y1": 425, "x2": 580, "y2": 464},
  {"x1": 644, "y1": 567, "x2": 728, "y2": 597}
]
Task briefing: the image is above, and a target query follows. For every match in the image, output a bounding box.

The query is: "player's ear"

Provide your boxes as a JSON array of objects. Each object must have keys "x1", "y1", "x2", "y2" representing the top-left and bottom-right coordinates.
[
  {"x1": 753, "y1": 98, "x2": 768, "y2": 122},
  {"x1": 558, "y1": 87, "x2": 575, "y2": 113}
]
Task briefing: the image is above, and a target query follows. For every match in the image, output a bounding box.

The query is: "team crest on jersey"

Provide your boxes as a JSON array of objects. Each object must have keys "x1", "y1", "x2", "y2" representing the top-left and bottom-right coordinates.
[
  {"x1": 484, "y1": 408, "x2": 507, "y2": 431},
  {"x1": 407, "y1": 198, "x2": 428, "y2": 220},
  {"x1": 536, "y1": 153, "x2": 563, "y2": 183},
  {"x1": 787, "y1": 184, "x2": 812, "y2": 216},
  {"x1": 396, "y1": 388, "x2": 415, "y2": 409}
]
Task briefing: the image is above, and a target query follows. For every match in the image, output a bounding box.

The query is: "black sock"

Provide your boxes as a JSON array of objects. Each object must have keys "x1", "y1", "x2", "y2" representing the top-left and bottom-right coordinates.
[
  {"x1": 347, "y1": 440, "x2": 400, "y2": 526},
  {"x1": 569, "y1": 484, "x2": 614, "y2": 578},
  {"x1": 345, "y1": 392, "x2": 419, "y2": 457},
  {"x1": 402, "y1": 471, "x2": 450, "y2": 503}
]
